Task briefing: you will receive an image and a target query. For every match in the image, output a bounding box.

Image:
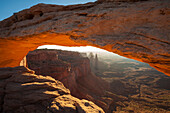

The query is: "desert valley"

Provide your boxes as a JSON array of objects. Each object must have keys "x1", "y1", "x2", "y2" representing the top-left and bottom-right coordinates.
[{"x1": 0, "y1": 0, "x2": 169, "y2": 112}]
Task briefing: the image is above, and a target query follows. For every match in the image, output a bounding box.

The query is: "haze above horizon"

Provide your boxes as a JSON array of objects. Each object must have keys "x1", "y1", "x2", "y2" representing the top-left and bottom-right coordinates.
[{"x1": 37, "y1": 45, "x2": 125, "y2": 58}]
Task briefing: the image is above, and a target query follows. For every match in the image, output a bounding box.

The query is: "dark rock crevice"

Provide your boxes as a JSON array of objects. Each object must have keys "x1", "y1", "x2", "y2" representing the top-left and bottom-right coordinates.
[{"x1": 0, "y1": 66, "x2": 104, "y2": 113}]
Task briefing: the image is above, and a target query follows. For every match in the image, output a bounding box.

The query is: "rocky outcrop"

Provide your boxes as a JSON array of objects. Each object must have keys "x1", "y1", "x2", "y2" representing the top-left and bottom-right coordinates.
[
  {"x1": 0, "y1": 0, "x2": 169, "y2": 76},
  {"x1": 0, "y1": 66, "x2": 104, "y2": 113},
  {"x1": 26, "y1": 49, "x2": 110, "y2": 111}
]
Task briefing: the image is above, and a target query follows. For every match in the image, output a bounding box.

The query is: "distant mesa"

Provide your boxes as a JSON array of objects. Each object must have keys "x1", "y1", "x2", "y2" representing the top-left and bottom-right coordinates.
[
  {"x1": 24, "y1": 49, "x2": 110, "y2": 112},
  {"x1": 0, "y1": 0, "x2": 170, "y2": 112}
]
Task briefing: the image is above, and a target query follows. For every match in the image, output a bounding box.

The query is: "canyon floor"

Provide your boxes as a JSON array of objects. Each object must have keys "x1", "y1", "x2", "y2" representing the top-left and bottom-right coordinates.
[
  {"x1": 0, "y1": 49, "x2": 170, "y2": 113},
  {"x1": 23, "y1": 49, "x2": 170, "y2": 112},
  {"x1": 0, "y1": 0, "x2": 169, "y2": 112},
  {"x1": 90, "y1": 52, "x2": 170, "y2": 112}
]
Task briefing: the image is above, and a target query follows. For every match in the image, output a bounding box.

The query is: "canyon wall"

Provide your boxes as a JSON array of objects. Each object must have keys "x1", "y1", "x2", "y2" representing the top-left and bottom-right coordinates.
[
  {"x1": 0, "y1": 0, "x2": 169, "y2": 112},
  {"x1": 0, "y1": 0, "x2": 169, "y2": 76},
  {"x1": 0, "y1": 66, "x2": 104, "y2": 113},
  {"x1": 26, "y1": 49, "x2": 110, "y2": 111}
]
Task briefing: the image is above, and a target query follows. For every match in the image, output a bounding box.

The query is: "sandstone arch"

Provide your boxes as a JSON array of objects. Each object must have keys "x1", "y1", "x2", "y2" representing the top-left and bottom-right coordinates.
[{"x1": 0, "y1": 0, "x2": 170, "y2": 76}]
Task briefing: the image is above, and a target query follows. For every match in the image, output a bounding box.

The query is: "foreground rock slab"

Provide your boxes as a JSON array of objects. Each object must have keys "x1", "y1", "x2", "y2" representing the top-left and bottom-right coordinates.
[
  {"x1": 0, "y1": 66, "x2": 104, "y2": 113},
  {"x1": 26, "y1": 49, "x2": 110, "y2": 111}
]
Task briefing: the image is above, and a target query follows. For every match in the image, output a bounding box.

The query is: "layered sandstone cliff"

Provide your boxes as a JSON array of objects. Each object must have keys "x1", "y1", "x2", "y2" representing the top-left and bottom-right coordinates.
[
  {"x1": 0, "y1": 66, "x2": 104, "y2": 113},
  {"x1": 26, "y1": 49, "x2": 110, "y2": 111},
  {"x1": 0, "y1": 0, "x2": 169, "y2": 76}
]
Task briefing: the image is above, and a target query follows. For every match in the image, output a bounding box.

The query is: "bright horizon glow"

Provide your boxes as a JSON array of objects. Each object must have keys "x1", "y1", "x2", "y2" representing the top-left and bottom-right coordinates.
[{"x1": 37, "y1": 45, "x2": 123, "y2": 57}]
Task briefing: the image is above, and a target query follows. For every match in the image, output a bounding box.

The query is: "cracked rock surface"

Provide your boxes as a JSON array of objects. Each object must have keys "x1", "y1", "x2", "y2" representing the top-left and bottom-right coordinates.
[
  {"x1": 0, "y1": 66, "x2": 104, "y2": 113},
  {"x1": 0, "y1": 0, "x2": 169, "y2": 76}
]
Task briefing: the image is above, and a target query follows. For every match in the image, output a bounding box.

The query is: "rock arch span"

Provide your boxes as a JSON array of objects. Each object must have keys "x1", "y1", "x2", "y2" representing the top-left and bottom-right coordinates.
[{"x1": 0, "y1": 0, "x2": 169, "y2": 76}]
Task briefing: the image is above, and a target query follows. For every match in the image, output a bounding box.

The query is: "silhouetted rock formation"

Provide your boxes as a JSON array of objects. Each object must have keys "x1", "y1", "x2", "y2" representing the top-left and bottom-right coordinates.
[
  {"x1": 0, "y1": 66, "x2": 104, "y2": 113},
  {"x1": 95, "y1": 54, "x2": 99, "y2": 70},
  {"x1": 0, "y1": 0, "x2": 169, "y2": 76},
  {"x1": 26, "y1": 49, "x2": 110, "y2": 111},
  {"x1": 88, "y1": 53, "x2": 99, "y2": 72}
]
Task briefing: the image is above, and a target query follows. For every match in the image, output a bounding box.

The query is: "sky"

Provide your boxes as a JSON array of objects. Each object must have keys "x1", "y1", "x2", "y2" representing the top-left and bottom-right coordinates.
[
  {"x1": 0, "y1": 0, "x2": 96, "y2": 21},
  {"x1": 37, "y1": 45, "x2": 124, "y2": 58},
  {"x1": 38, "y1": 45, "x2": 111, "y2": 53}
]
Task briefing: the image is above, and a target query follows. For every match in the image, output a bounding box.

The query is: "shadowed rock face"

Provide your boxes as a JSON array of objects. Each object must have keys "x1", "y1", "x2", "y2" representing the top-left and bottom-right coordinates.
[
  {"x1": 26, "y1": 49, "x2": 110, "y2": 111},
  {"x1": 0, "y1": 0, "x2": 170, "y2": 76},
  {"x1": 0, "y1": 66, "x2": 104, "y2": 113}
]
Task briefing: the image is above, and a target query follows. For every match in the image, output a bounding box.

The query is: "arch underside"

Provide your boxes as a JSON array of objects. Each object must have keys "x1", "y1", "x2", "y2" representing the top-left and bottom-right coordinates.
[{"x1": 0, "y1": 0, "x2": 169, "y2": 76}]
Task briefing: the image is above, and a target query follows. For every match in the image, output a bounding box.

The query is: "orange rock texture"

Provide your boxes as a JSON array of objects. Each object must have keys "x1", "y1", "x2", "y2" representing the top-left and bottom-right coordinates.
[
  {"x1": 0, "y1": 0, "x2": 170, "y2": 76},
  {"x1": 26, "y1": 49, "x2": 110, "y2": 111},
  {"x1": 0, "y1": 66, "x2": 104, "y2": 113}
]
